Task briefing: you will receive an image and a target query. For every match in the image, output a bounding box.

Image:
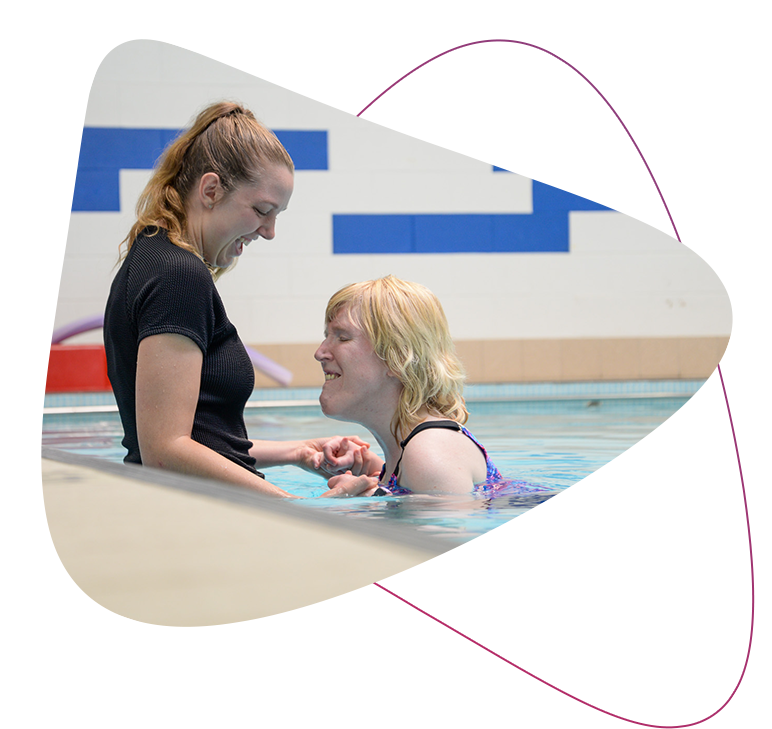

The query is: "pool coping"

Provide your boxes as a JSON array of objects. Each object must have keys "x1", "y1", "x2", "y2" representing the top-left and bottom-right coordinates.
[
  {"x1": 43, "y1": 379, "x2": 706, "y2": 414},
  {"x1": 41, "y1": 447, "x2": 732, "y2": 627}
]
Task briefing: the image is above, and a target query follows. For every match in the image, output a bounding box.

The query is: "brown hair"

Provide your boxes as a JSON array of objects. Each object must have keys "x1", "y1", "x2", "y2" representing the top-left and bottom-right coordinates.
[
  {"x1": 121, "y1": 101, "x2": 294, "y2": 276},
  {"x1": 325, "y1": 275, "x2": 469, "y2": 441}
]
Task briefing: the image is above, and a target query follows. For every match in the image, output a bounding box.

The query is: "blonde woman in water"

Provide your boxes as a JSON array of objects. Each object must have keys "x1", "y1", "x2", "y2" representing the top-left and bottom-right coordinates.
[{"x1": 315, "y1": 275, "x2": 509, "y2": 496}]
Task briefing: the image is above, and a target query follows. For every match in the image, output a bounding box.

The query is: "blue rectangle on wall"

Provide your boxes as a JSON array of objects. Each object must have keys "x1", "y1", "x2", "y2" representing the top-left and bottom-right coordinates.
[
  {"x1": 492, "y1": 212, "x2": 569, "y2": 252},
  {"x1": 414, "y1": 215, "x2": 494, "y2": 253},
  {"x1": 275, "y1": 131, "x2": 328, "y2": 170},
  {"x1": 76, "y1": 127, "x2": 328, "y2": 171},
  {"x1": 333, "y1": 212, "x2": 571, "y2": 254},
  {"x1": 72, "y1": 127, "x2": 329, "y2": 211},
  {"x1": 533, "y1": 172, "x2": 611, "y2": 212},
  {"x1": 77, "y1": 128, "x2": 168, "y2": 170},
  {"x1": 72, "y1": 168, "x2": 120, "y2": 212},
  {"x1": 333, "y1": 215, "x2": 414, "y2": 254}
]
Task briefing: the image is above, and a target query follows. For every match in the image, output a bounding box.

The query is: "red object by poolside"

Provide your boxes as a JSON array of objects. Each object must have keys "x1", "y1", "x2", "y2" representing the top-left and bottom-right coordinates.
[{"x1": 46, "y1": 345, "x2": 112, "y2": 392}]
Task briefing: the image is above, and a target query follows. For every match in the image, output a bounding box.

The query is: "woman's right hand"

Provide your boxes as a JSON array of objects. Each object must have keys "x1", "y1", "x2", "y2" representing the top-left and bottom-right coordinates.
[
  {"x1": 322, "y1": 471, "x2": 380, "y2": 498},
  {"x1": 320, "y1": 436, "x2": 372, "y2": 476}
]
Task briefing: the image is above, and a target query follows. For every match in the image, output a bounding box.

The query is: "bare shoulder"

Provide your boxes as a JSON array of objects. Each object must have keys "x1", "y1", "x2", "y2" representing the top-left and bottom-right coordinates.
[{"x1": 399, "y1": 424, "x2": 487, "y2": 494}]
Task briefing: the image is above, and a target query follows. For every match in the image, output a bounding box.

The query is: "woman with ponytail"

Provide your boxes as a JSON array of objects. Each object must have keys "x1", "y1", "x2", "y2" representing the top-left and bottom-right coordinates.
[{"x1": 104, "y1": 102, "x2": 371, "y2": 497}]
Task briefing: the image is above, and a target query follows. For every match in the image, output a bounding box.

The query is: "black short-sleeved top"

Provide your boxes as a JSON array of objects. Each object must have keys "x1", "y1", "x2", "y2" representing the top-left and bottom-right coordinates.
[{"x1": 104, "y1": 228, "x2": 260, "y2": 475}]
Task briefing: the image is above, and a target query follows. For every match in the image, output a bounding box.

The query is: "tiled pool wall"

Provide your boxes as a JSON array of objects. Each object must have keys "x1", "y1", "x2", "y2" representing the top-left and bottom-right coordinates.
[
  {"x1": 44, "y1": 379, "x2": 706, "y2": 412},
  {"x1": 249, "y1": 337, "x2": 729, "y2": 389}
]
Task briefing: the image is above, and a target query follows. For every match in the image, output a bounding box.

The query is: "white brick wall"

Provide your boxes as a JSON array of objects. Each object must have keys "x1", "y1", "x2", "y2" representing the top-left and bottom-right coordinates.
[{"x1": 57, "y1": 40, "x2": 731, "y2": 346}]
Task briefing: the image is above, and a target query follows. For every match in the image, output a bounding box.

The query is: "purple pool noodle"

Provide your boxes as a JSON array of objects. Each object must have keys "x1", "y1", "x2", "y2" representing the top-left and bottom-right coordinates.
[
  {"x1": 51, "y1": 314, "x2": 293, "y2": 386},
  {"x1": 51, "y1": 314, "x2": 105, "y2": 344},
  {"x1": 245, "y1": 346, "x2": 293, "y2": 387}
]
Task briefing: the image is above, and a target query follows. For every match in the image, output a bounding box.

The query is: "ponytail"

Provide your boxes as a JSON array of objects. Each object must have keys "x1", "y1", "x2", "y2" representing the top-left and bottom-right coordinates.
[{"x1": 121, "y1": 101, "x2": 293, "y2": 276}]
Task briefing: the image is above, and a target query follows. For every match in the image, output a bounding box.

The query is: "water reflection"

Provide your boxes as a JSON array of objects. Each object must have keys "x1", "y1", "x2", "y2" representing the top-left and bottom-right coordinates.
[
  {"x1": 291, "y1": 488, "x2": 559, "y2": 543},
  {"x1": 478, "y1": 491, "x2": 558, "y2": 513}
]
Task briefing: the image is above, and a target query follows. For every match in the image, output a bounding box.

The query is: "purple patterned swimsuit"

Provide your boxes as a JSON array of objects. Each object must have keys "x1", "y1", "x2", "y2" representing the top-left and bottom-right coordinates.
[{"x1": 376, "y1": 421, "x2": 506, "y2": 496}]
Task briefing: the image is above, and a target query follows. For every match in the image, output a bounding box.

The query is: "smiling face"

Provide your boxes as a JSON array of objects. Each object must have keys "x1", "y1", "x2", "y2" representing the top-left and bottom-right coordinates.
[
  {"x1": 314, "y1": 306, "x2": 402, "y2": 428},
  {"x1": 197, "y1": 163, "x2": 294, "y2": 268}
]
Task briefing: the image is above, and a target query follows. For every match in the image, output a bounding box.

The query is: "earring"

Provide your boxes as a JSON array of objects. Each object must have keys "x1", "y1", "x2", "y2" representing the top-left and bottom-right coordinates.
[{"x1": 208, "y1": 204, "x2": 213, "y2": 209}]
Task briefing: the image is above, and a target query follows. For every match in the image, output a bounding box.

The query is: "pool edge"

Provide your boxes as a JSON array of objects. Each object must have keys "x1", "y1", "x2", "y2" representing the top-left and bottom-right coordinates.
[{"x1": 41, "y1": 448, "x2": 732, "y2": 626}]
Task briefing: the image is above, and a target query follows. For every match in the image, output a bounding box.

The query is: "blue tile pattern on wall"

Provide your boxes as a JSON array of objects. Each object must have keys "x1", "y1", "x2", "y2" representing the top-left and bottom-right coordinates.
[
  {"x1": 491, "y1": 39, "x2": 732, "y2": 88},
  {"x1": 333, "y1": 178, "x2": 611, "y2": 255},
  {"x1": 332, "y1": 39, "x2": 704, "y2": 254},
  {"x1": 41, "y1": 39, "x2": 712, "y2": 254},
  {"x1": 72, "y1": 128, "x2": 328, "y2": 211}
]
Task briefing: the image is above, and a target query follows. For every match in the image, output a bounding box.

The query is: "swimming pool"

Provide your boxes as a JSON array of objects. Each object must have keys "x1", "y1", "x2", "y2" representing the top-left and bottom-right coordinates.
[{"x1": 42, "y1": 381, "x2": 732, "y2": 609}]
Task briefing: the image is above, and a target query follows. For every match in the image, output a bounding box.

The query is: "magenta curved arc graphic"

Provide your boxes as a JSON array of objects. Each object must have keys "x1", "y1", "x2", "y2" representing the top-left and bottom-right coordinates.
[
  {"x1": 373, "y1": 582, "x2": 451, "y2": 628},
  {"x1": 718, "y1": 365, "x2": 734, "y2": 435},
  {"x1": 356, "y1": 38, "x2": 680, "y2": 244}
]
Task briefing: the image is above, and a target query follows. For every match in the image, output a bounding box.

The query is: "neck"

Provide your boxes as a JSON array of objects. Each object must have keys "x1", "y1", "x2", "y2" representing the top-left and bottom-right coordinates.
[
  {"x1": 182, "y1": 203, "x2": 205, "y2": 260},
  {"x1": 351, "y1": 411, "x2": 399, "y2": 474},
  {"x1": 370, "y1": 406, "x2": 434, "y2": 479}
]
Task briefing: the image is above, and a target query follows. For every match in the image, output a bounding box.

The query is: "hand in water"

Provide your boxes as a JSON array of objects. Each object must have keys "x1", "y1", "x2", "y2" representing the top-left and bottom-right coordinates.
[{"x1": 325, "y1": 471, "x2": 381, "y2": 497}]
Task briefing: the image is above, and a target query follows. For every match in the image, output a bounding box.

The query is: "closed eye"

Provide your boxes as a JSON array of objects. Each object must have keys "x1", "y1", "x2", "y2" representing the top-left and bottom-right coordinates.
[
  {"x1": 323, "y1": 327, "x2": 352, "y2": 343},
  {"x1": 254, "y1": 207, "x2": 271, "y2": 217}
]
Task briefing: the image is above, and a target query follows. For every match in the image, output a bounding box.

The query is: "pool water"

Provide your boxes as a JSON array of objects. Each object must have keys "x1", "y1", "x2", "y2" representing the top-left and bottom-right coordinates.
[{"x1": 42, "y1": 396, "x2": 732, "y2": 608}]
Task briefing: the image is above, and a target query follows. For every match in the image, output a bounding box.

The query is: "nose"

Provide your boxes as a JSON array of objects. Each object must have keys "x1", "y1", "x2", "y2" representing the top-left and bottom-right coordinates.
[
  {"x1": 257, "y1": 217, "x2": 276, "y2": 240},
  {"x1": 314, "y1": 340, "x2": 331, "y2": 362}
]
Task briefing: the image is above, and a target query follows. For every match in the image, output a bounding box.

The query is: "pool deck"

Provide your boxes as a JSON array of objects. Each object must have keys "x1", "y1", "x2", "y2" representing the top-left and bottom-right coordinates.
[{"x1": 42, "y1": 449, "x2": 446, "y2": 627}]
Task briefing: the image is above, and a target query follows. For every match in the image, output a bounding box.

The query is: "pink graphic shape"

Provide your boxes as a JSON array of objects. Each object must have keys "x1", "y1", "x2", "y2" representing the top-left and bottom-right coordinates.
[
  {"x1": 373, "y1": 582, "x2": 451, "y2": 628},
  {"x1": 357, "y1": 39, "x2": 679, "y2": 244},
  {"x1": 718, "y1": 365, "x2": 734, "y2": 435}
]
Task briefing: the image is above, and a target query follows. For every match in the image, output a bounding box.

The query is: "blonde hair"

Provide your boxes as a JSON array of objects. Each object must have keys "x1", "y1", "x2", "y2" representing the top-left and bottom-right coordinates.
[
  {"x1": 325, "y1": 275, "x2": 468, "y2": 441},
  {"x1": 121, "y1": 101, "x2": 294, "y2": 279}
]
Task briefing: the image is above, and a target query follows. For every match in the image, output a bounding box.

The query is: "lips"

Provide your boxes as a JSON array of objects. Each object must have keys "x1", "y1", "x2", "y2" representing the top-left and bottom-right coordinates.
[{"x1": 232, "y1": 235, "x2": 255, "y2": 257}]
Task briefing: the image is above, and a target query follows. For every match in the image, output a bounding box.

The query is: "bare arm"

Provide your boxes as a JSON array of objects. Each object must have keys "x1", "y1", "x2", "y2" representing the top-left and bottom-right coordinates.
[
  {"x1": 135, "y1": 335, "x2": 372, "y2": 498},
  {"x1": 136, "y1": 333, "x2": 294, "y2": 497},
  {"x1": 248, "y1": 435, "x2": 375, "y2": 476}
]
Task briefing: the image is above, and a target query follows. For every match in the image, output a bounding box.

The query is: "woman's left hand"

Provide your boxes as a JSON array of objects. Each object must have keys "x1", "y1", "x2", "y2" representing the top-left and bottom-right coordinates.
[
  {"x1": 300, "y1": 436, "x2": 371, "y2": 475},
  {"x1": 319, "y1": 436, "x2": 375, "y2": 475},
  {"x1": 322, "y1": 471, "x2": 381, "y2": 498}
]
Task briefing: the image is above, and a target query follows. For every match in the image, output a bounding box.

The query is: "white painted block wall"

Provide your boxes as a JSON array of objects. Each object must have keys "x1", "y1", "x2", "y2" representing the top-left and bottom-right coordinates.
[{"x1": 56, "y1": 40, "x2": 731, "y2": 346}]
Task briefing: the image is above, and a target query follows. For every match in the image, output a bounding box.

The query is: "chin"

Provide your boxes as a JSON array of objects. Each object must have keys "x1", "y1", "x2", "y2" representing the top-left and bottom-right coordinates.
[{"x1": 319, "y1": 395, "x2": 347, "y2": 422}]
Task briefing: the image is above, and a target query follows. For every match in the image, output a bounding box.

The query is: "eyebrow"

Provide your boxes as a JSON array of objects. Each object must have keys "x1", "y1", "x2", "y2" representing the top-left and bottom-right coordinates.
[
  {"x1": 251, "y1": 196, "x2": 289, "y2": 213},
  {"x1": 326, "y1": 324, "x2": 352, "y2": 337}
]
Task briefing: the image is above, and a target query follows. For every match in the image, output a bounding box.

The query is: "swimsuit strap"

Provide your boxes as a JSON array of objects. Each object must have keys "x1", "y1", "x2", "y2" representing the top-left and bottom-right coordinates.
[{"x1": 392, "y1": 420, "x2": 462, "y2": 481}]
